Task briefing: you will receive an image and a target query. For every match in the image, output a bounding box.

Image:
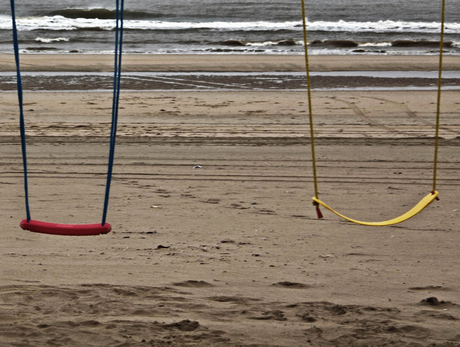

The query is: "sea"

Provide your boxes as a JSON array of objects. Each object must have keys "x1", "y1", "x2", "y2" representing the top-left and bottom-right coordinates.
[{"x1": 0, "y1": 0, "x2": 459, "y2": 56}]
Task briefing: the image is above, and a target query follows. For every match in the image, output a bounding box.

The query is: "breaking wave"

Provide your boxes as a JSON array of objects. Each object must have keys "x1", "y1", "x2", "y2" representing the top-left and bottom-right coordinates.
[
  {"x1": 1, "y1": 15, "x2": 459, "y2": 34},
  {"x1": 47, "y1": 8, "x2": 164, "y2": 20}
]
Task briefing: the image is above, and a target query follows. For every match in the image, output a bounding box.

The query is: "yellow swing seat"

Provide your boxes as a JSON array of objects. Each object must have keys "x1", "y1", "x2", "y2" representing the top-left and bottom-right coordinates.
[
  {"x1": 301, "y1": 0, "x2": 446, "y2": 226},
  {"x1": 313, "y1": 191, "x2": 439, "y2": 226}
]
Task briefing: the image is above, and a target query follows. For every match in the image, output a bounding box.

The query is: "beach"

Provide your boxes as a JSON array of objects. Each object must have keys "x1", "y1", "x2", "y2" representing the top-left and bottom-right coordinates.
[
  {"x1": 1, "y1": 54, "x2": 460, "y2": 346},
  {"x1": 2, "y1": 54, "x2": 460, "y2": 72}
]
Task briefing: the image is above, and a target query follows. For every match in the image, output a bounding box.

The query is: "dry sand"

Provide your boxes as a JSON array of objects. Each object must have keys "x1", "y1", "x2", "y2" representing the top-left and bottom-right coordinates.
[{"x1": 0, "y1": 54, "x2": 459, "y2": 346}]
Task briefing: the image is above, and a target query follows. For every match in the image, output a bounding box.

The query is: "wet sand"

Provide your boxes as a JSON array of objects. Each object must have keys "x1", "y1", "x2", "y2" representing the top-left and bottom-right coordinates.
[
  {"x1": 1, "y1": 53, "x2": 460, "y2": 72},
  {"x1": 0, "y1": 54, "x2": 459, "y2": 346}
]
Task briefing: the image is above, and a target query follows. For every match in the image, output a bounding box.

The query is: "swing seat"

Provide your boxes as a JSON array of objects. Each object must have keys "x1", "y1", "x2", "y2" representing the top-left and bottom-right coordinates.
[
  {"x1": 313, "y1": 191, "x2": 439, "y2": 226},
  {"x1": 20, "y1": 219, "x2": 112, "y2": 236}
]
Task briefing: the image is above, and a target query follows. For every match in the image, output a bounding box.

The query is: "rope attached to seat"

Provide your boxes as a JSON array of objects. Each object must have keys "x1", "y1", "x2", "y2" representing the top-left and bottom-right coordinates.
[
  {"x1": 11, "y1": 0, "x2": 124, "y2": 233},
  {"x1": 300, "y1": 0, "x2": 444, "y2": 225},
  {"x1": 10, "y1": 0, "x2": 31, "y2": 222},
  {"x1": 433, "y1": 0, "x2": 446, "y2": 192},
  {"x1": 300, "y1": 0, "x2": 322, "y2": 219},
  {"x1": 313, "y1": 191, "x2": 439, "y2": 226},
  {"x1": 102, "y1": 0, "x2": 125, "y2": 226}
]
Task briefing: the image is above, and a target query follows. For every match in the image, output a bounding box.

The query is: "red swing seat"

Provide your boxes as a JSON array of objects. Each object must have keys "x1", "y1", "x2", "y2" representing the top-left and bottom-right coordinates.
[{"x1": 20, "y1": 219, "x2": 112, "y2": 236}]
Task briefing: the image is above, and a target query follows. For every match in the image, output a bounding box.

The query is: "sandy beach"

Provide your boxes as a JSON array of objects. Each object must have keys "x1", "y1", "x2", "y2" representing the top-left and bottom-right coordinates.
[
  {"x1": 1, "y1": 54, "x2": 460, "y2": 72},
  {"x1": 1, "y1": 54, "x2": 459, "y2": 346}
]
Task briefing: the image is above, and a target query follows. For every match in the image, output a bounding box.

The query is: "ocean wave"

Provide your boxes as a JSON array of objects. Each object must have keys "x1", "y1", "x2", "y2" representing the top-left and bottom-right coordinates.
[
  {"x1": 35, "y1": 37, "x2": 69, "y2": 43},
  {"x1": 47, "y1": 8, "x2": 164, "y2": 20},
  {"x1": 2, "y1": 15, "x2": 459, "y2": 34},
  {"x1": 359, "y1": 42, "x2": 392, "y2": 48},
  {"x1": 222, "y1": 39, "x2": 298, "y2": 46},
  {"x1": 219, "y1": 38, "x2": 454, "y2": 50},
  {"x1": 0, "y1": 16, "x2": 299, "y2": 32},
  {"x1": 391, "y1": 40, "x2": 454, "y2": 48},
  {"x1": 311, "y1": 39, "x2": 454, "y2": 49},
  {"x1": 23, "y1": 46, "x2": 59, "y2": 51},
  {"x1": 307, "y1": 19, "x2": 460, "y2": 34}
]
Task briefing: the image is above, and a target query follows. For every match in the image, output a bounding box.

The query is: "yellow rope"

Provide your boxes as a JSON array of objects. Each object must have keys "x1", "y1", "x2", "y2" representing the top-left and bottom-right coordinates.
[
  {"x1": 301, "y1": 0, "x2": 444, "y2": 224},
  {"x1": 433, "y1": 0, "x2": 446, "y2": 192},
  {"x1": 300, "y1": 0, "x2": 319, "y2": 199}
]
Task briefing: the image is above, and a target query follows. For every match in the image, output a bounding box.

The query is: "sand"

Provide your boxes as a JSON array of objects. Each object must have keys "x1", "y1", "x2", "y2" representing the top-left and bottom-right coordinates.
[
  {"x1": 0, "y1": 54, "x2": 459, "y2": 346},
  {"x1": 2, "y1": 54, "x2": 460, "y2": 72}
]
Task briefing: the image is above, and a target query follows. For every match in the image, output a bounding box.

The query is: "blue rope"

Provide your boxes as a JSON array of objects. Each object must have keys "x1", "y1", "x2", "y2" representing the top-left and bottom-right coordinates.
[
  {"x1": 11, "y1": 0, "x2": 123, "y2": 226},
  {"x1": 10, "y1": 0, "x2": 31, "y2": 222},
  {"x1": 102, "y1": 0, "x2": 124, "y2": 226}
]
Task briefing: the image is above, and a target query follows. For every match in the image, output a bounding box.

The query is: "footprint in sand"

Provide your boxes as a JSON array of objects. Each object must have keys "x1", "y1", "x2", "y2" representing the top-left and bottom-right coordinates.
[
  {"x1": 172, "y1": 280, "x2": 215, "y2": 288},
  {"x1": 272, "y1": 281, "x2": 310, "y2": 289}
]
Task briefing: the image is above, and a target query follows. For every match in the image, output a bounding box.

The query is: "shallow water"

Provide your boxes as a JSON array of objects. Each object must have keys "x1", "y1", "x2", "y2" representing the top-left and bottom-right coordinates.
[{"x1": 1, "y1": 70, "x2": 459, "y2": 91}]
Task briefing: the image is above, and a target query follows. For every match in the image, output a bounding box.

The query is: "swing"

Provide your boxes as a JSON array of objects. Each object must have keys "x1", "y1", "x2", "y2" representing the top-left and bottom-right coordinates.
[
  {"x1": 10, "y1": 0, "x2": 125, "y2": 236},
  {"x1": 301, "y1": 0, "x2": 445, "y2": 226}
]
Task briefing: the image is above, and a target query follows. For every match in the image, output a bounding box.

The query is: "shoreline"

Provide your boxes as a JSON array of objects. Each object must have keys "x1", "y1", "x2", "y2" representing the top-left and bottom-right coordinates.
[
  {"x1": 2, "y1": 73, "x2": 459, "y2": 92},
  {"x1": 1, "y1": 55, "x2": 459, "y2": 91},
  {"x1": 1, "y1": 54, "x2": 460, "y2": 72}
]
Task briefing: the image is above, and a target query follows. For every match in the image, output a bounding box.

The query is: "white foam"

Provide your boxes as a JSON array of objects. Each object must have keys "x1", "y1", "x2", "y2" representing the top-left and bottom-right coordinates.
[
  {"x1": 358, "y1": 42, "x2": 392, "y2": 47},
  {"x1": 35, "y1": 37, "x2": 69, "y2": 43},
  {"x1": 306, "y1": 19, "x2": 460, "y2": 34},
  {"x1": 2, "y1": 15, "x2": 459, "y2": 34}
]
